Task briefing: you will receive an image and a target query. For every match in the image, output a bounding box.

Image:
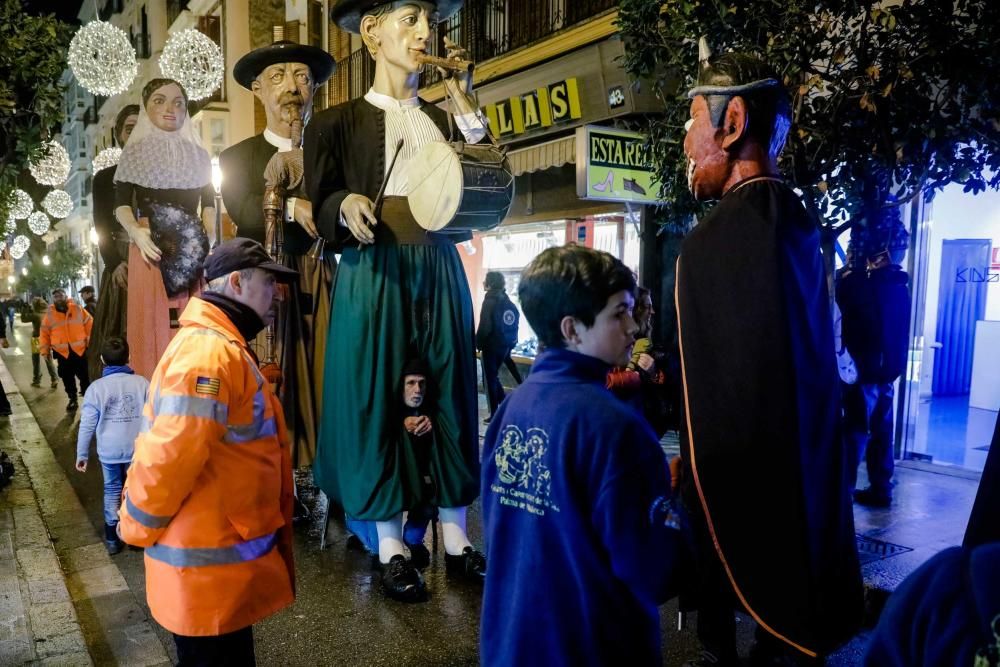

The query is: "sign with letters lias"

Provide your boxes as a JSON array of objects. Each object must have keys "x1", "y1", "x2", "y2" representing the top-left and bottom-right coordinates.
[
  {"x1": 483, "y1": 78, "x2": 583, "y2": 139},
  {"x1": 575, "y1": 125, "x2": 660, "y2": 204}
]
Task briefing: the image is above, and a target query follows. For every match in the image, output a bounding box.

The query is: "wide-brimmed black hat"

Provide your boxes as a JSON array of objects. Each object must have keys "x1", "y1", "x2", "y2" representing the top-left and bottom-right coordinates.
[
  {"x1": 331, "y1": 0, "x2": 463, "y2": 34},
  {"x1": 233, "y1": 40, "x2": 336, "y2": 90}
]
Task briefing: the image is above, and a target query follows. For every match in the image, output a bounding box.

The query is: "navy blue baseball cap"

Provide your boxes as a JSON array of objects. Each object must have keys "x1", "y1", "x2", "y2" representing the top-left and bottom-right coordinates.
[{"x1": 203, "y1": 238, "x2": 299, "y2": 283}]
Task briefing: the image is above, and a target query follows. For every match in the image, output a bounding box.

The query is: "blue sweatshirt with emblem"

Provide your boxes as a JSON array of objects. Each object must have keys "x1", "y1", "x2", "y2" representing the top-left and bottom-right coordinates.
[
  {"x1": 76, "y1": 366, "x2": 150, "y2": 464},
  {"x1": 480, "y1": 347, "x2": 683, "y2": 667}
]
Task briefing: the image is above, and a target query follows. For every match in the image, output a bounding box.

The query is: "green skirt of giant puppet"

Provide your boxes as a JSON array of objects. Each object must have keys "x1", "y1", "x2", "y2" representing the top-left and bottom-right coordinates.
[{"x1": 313, "y1": 239, "x2": 480, "y2": 521}]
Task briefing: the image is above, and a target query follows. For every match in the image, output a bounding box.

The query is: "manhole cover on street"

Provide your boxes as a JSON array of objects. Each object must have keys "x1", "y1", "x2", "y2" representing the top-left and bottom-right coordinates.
[{"x1": 856, "y1": 535, "x2": 913, "y2": 565}]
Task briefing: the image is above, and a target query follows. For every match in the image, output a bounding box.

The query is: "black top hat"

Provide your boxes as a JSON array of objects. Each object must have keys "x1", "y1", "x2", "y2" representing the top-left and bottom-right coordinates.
[
  {"x1": 330, "y1": 0, "x2": 463, "y2": 34},
  {"x1": 233, "y1": 40, "x2": 336, "y2": 90}
]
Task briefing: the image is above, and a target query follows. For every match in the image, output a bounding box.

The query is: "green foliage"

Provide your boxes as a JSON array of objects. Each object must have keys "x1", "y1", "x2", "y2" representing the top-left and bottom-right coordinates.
[
  {"x1": 20, "y1": 240, "x2": 88, "y2": 296},
  {"x1": 617, "y1": 0, "x2": 1000, "y2": 231},
  {"x1": 0, "y1": 0, "x2": 73, "y2": 219}
]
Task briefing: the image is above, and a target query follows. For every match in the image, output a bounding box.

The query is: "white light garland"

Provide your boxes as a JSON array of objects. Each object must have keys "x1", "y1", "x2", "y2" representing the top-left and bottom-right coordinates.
[
  {"x1": 93, "y1": 146, "x2": 123, "y2": 173},
  {"x1": 27, "y1": 211, "x2": 51, "y2": 236},
  {"x1": 159, "y1": 29, "x2": 224, "y2": 101},
  {"x1": 68, "y1": 20, "x2": 138, "y2": 96},
  {"x1": 41, "y1": 190, "x2": 73, "y2": 219},
  {"x1": 0, "y1": 240, "x2": 5, "y2": 253},
  {"x1": 7, "y1": 189, "x2": 33, "y2": 219},
  {"x1": 10, "y1": 235, "x2": 30, "y2": 260},
  {"x1": 29, "y1": 141, "x2": 71, "y2": 186},
  {"x1": 4, "y1": 216, "x2": 16, "y2": 236}
]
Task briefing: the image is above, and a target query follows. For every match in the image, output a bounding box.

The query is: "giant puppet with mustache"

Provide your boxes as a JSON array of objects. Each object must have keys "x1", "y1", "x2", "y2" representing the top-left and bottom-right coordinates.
[{"x1": 221, "y1": 37, "x2": 335, "y2": 469}]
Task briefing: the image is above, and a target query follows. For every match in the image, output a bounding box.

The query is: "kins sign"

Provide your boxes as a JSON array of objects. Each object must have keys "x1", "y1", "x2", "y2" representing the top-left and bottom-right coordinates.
[
  {"x1": 483, "y1": 78, "x2": 583, "y2": 139},
  {"x1": 575, "y1": 125, "x2": 659, "y2": 204}
]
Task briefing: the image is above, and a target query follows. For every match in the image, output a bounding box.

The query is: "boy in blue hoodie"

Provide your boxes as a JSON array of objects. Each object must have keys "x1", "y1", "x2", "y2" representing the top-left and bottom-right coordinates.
[
  {"x1": 75, "y1": 337, "x2": 149, "y2": 554},
  {"x1": 480, "y1": 245, "x2": 685, "y2": 667}
]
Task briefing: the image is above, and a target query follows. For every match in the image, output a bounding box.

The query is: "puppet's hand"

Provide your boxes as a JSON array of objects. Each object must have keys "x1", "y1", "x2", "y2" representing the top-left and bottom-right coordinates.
[
  {"x1": 111, "y1": 262, "x2": 129, "y2": 289},
  {"x1": 291, "y1": 198, "x2": 317, "y2": 239},
  {"x1": 129, "y1": 226, "x2": 161, "y2": 264},
  {"x1": 341, "y1": 194, "x2": 377, "y2": 245}
]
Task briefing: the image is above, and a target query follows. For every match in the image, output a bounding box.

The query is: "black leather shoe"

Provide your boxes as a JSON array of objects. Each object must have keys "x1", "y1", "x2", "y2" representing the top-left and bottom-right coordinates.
[
  {"x1": 854, "y1": 487, "x2": 891, "y2": 508},
  {"x1": 407, "y1": 542, "x2": 430, "y2": 569},
  {"x1": 445, "y1": 547, "x2": 486, "y2": 582},
  {"x1": 381, "y1": 555, "x2": 427, "y2": 602}
]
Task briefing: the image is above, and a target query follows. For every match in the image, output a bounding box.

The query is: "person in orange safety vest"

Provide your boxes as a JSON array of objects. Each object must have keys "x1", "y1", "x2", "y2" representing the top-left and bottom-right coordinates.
[
  {"x1": 39, "y1": 288, "x2": 93, "y2": 411},
  {"x1": 118, "y1": 238, "x2": 299, "y2": 666}
]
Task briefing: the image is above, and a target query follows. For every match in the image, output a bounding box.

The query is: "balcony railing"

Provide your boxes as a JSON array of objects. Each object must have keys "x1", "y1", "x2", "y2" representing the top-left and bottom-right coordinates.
[
  {"x1": 166, "y1": 0, "x2": 191, "y2": 28},
  {"x1": 331, "y1": 0, "x2": 617, "y2": 104}
]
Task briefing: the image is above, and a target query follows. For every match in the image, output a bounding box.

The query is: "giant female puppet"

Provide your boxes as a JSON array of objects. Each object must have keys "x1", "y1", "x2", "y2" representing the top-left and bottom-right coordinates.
[
  {"x1": 675, "y1": 40, "x2": 863, "y2": 664},
  {"x1": 305, "y1": 0, "x2": 486, "y2": 602},
  {"x1": 114, "y1": 79, "x2": 214, "y2": 378}
]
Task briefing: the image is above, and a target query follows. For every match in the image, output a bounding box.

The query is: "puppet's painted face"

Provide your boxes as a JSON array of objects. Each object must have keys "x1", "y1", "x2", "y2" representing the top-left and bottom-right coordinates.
[
  {"x1": 403, "y1": 374, "x2": 426, "y2": 408},
  {"x1": 683, "y1": 96, "x2": 730, "y2": 201},
  {"x1": 147, "y1": 83, "x2": 187, "y2": 132},
  {"x1": 253, "y1": 62, "x2": 314, "y2": 130},
  {"x1": 368, "y1": 2, "x2": 438, "y2": 74},
  {"x1": 118, "y1": 115, "x2": 138, "y2": 145}
]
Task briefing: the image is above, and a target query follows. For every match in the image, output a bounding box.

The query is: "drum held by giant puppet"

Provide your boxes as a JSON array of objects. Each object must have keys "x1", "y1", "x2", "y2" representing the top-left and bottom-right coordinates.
[{"x1": 407, "y1": 141, "x2": 514, "y2": 233}]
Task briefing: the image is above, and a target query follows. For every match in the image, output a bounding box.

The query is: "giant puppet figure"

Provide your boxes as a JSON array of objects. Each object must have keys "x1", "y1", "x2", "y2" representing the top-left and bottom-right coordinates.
[
  {"x1": 305, "y1": 0, "x2": 486, "y2": 602},
  {"x1": 221, "y1": 39, "x2": 336, "y2": 466},
  {"x1": 675, "y1": 40, "x2": 863, "y2": 664},
  {"x1": 88, "y1": 104, "x2": 139, "y2": 381}
]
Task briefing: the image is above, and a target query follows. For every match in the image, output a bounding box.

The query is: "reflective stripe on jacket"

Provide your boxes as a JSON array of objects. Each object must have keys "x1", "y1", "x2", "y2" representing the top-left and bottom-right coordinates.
[
  {"x1": 118, "y1": 297, "x2": 295, "y2": 636},
  {"x1": 39, "y1": 301, "x2": 92, "y2": 358}
]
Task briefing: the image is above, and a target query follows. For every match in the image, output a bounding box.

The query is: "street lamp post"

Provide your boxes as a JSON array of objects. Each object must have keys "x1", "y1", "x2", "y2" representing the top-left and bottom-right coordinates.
[{"x1": 211, "y1": 157, "x2": 223, "y2": 248}]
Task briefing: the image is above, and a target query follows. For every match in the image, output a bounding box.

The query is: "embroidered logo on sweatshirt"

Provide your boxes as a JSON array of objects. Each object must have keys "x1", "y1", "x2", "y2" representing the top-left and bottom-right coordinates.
[{"x1": 492, "y1": 425, "x2": 560, "y2": 516}]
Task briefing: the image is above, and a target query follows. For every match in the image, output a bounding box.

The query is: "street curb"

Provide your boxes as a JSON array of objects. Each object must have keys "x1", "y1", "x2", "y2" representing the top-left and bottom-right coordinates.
[{"x1": 0, "y1": 357, "x2": 170, "y2": 666}]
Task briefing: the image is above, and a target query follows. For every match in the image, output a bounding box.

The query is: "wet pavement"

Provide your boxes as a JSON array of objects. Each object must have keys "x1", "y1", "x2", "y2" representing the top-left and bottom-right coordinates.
[{"x1": 2, "y1": 316, "x2": 983, "y2": 665}]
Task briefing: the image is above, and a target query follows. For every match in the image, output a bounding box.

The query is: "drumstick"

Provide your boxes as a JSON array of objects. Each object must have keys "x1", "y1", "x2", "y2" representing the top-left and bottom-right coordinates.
[{"x1": 372, "y1": 138, "x2": 405, "y2": 223}]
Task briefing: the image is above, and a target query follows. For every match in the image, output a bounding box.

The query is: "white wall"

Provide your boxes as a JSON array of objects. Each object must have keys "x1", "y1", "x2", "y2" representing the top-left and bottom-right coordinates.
[{"x1": 922, "y1": 184, "x2": 1000, "y2": 347}]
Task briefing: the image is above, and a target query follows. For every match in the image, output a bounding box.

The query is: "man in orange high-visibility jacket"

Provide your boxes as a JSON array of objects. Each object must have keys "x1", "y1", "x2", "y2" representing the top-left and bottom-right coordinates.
[
  {"x1": 39, "y1": 288, "x2": 93, "y2": 411},
  {"x1": 119, "y1": 238, "x2": 299, "y2": 666}
]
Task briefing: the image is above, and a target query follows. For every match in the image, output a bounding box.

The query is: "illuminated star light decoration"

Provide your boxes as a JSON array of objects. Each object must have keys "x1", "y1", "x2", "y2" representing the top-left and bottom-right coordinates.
[
  {"x1": 41, "y1": 190, "x2": 73, "y2": 219},
  {"x1": 93, "y1": 146, "x2": 123, "y2": 173},
  {"x1": 4, "y1": 216, "x2": 16, "y2": 236},
  {"x1": 68, "y1": 20, "x2": 138, "y2": 96},
  {"x1": 28, "y1": 211, "x2": 51, "y2": 236},
  {"x1": 7, "y1": 189, "x2": 33, "y2": 219},
  {"x1": 29, "y1": 141, "x2": 71, "y2": 186},
  {"x1": 10, "y1": 235, "x2": 30, "y2": 260},
  {"x1": 159, "y1": 29, "x2": 224, "y2": 101}
]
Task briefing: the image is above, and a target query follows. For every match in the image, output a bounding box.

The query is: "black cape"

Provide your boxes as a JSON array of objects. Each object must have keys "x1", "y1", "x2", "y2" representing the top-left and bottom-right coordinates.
[
  {"x1": 964, "y1": 413, "x2": 1000, "y2": 547},
  {"x1": 676, "y1": 178, "x2": 863, "y2": 656}
]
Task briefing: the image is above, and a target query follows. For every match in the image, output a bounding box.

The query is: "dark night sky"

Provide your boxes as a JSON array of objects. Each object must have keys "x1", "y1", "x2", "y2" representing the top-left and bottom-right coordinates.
[{"x1": 22, "y1": 0, "x2": 83, "y2": 25}]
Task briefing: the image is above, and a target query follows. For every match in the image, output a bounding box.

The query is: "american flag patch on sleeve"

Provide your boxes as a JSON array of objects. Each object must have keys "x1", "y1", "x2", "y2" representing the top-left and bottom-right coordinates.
[{"x1": 195, "y1": 376, "x2": 221, "y2": 396}]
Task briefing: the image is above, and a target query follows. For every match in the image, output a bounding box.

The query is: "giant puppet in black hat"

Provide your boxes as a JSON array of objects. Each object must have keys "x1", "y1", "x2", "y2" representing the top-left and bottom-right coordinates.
[
  {"x1": 219, "y1": 35, "x2": 335, "y2": 469},
  {"x1": 675, "y1": 38, "x2": 863, "y2": 663},
  {"x1": 305, "y1": 0, "x2": 488, "y2": 603}
]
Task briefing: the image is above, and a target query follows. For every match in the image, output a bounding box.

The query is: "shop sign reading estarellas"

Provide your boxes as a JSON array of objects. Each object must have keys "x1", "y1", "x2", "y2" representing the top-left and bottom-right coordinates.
[{"x1": 575, "y1": 125, "x2": 659, "y2": 204}]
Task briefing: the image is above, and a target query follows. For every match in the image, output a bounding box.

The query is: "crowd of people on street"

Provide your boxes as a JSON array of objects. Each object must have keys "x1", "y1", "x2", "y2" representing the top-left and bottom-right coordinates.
[{"x1": 2, "y1": 1, "x2": 999, "y2": 666}]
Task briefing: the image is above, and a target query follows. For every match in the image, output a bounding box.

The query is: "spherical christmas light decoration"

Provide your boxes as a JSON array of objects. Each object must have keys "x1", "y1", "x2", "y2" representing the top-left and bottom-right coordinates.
[
  {"x1": 7, "y1": 189, "x2": 33, "y2": 219},
  {"x1": 159, "y1": 29, "x2": 224, "y2": 101},
  {"x1": 27, "y1": 211, "x2": 51, "y2": 236},
  {"x1": 0, "y1": 240, "x2": 5, "y2": 253},
  {"x1": 29, "y1": 141, "x2": 71, "y2": 186},
  {"x1": 10, "y1": 235, "x2": 30, "y2": 260},
  {"x1": 41, "y1": 190, "x2": 73, "y2": 219},
  {"x1": 4, "y1": 215, "x2": 16, "y2": 236},
  {"x1": 68, "y1": 20, "x2": 138, "y2": 96},
  {"x1": 93, "y1": 146, "x2": 122, "y2": 173}
]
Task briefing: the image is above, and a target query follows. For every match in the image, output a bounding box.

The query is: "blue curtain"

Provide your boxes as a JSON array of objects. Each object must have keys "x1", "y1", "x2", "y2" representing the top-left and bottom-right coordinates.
[{"x1": 933, "y1": 239, "x2": 991, "y2": 395}]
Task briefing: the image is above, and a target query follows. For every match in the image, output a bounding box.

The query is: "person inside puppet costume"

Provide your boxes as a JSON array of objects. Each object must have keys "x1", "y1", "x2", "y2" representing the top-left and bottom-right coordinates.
[
  {"x1": 88, "y1": 103, "x2": 139, "y2": 381},
  {"x1": 114, "y1": 78, "x2": 214, "y2": 379},
  {"x1": 675, "y1": 40, "x2": 863, "y2": 666},
  {"x1": 305, "y1": 0, "x2": 487, "y2": 603},
  {"x1": 222, "y1": 38, "x2": 336, "y2": 468}
]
